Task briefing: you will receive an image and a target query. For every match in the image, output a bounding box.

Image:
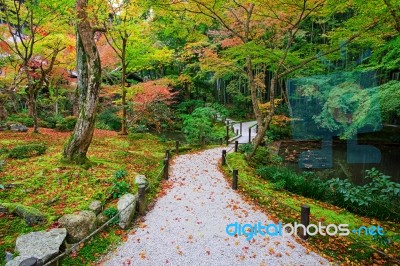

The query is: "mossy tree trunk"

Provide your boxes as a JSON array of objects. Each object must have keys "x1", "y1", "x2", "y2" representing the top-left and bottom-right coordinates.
[{"x1": 63, "y1": 0, "x2": 102, "y2": 164}]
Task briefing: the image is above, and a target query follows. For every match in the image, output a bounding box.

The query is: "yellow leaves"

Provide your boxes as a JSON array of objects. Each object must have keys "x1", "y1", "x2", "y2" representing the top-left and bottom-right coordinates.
[{"x1": 258, "y1": 99, "x2": 283, "y2": 115}]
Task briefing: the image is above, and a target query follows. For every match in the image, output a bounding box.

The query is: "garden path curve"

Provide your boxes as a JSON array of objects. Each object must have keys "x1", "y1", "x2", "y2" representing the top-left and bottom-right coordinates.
[{"x1": 103, "y1": 147, "x2": 328, "y2": 266}]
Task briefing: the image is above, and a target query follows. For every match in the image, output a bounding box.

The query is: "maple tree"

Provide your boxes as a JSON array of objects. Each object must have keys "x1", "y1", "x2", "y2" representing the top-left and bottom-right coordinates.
[
  {"x1": 128, "y1": 78, "x2": 177, "y2": 132},
  {"x1": 0, "y1": 0, "x2": 70, "y2": 133}
]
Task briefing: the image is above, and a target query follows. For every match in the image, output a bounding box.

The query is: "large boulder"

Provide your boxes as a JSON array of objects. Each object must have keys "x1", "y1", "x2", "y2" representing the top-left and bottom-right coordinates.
[
  {"x1": 5, "y1": 228, "x2": 66, "y2": 266},
  {"x1": 88, "y1": 200, "x2": 102, "y2": 215},
  {"x1": 117, "y1": 193, "x2": 137, "y2": 229},
  {"x1": 58, "y1": 210, "x2": 96, "y2": 243},
  {"x1": 9, "y1": 123, "x2": 28, "y2": 132},
  {"x1": 0, "y1": 203, "x2": 47, "y2": 226}
]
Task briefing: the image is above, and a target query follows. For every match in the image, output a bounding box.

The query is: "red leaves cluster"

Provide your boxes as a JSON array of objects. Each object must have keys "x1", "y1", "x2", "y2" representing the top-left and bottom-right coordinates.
[{"x1": 133, "y1": 80, "x2": 176, "y2": 106}]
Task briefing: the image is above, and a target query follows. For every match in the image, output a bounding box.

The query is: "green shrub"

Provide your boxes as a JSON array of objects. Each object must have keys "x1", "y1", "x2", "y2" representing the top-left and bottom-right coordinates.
[
  {"x1": 8, "y1": 143, "x2": 47, "y2": 159},
  {"x1": 265, "y1": 123, "x2": 291, "y2": 141},
  {"x1": 7, "y1": 113, "x2": 34, "y2": 127},
  {"x1": 238, "y1": 143, "x2": 253, "y2": 155},
  {"x1": 110, "y1": 180, "x2": 130, "y2": 199},
  {"x1": 114, "y1": 169, "x2": 127, "y2": 179},
  {"x1": 103, "y1": 207, "x2": 119, "y2": 225},
  {"x1": 96, "y1": 109, "x2": 121, "y2": 131},
  {"x1": 326, "y1": 168, "x2": 400, "y2": 220},
  {"x1": 182, "y1": 107, "x2": 217, "y2": 144},
  {"x1": 256, "y1": 165, "x2": 400, "y2": 221},
  {"x1": 176, "y1": 100, "x2": 204, "y2": 115},
  {"x1": 40, "y1": 115, "x2": 62, "y2": 129},
  {"x1": 56, "y1": 116, "x2": 77, "y2": 131}
]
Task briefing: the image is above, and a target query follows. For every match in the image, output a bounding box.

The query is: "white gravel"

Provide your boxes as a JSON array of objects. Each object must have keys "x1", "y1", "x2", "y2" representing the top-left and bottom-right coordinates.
[{"x1": 103, "y1": 147, "x2": 329, "y2": 266}]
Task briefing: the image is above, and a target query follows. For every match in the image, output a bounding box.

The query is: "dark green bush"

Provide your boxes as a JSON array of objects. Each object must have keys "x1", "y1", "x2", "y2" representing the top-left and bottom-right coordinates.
[
  {"x1": 40, "y1": 115, "x2": 62, "y2": 129},
  {"x1": 176, "y1": 100, "x2": 204, "y2": 115},
  {"x1": 110, "y1": 180, "x2": 130, "y2": 199},
  {"x1": 238, "y1": 143, "x2": 253, "y2": 155},
  {"x1": 256, "y1": 165, "x2": 400, "y2": 221},
  {"x1": 326, "y1": 168, "x2": 400, "y2": 220},
  {"x1": 265, "y1": 123, "x2": 291, "y2": 141},
  {"x1": 56, "y1": 116, "x2": 77, "y2": 131},
  {"x1": 8, "y1": 143, "x2": 47, "y2": 159},
  {"x1": 114, "y1": 169, "x2": 127, "y2": 179},
  {"x1": 96, "y1": 109, "x2": 121, "y2": 131},
  {"x1": 103, "y1": 207, "x2": 119, "y2": 225},
  {"x1": 7, "y1": 113, "x2": 34, "y2": 127}
]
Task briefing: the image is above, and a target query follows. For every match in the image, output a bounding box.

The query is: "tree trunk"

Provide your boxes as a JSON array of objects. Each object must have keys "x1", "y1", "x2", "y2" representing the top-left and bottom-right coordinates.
[
  {"x1": 63, "y1": 0, "x2": 102, "y2": 164},
  {"x1": 23, "y1": 63, "x2": 39, "y2": 133},
  {"x1": 120, "y1": 38, "x2": 128, "y2": 135},
  {"x1": 248, "y1": 76, "x2": 277, "y2": 158},
  {"x1": 27, "y1": 91, "x2": 39, "y2": 133}
]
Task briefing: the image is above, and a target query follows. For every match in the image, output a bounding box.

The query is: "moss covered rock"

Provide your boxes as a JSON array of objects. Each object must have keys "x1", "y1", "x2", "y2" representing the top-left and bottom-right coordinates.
[{"x1": 0, "y1": 203, "x2": 47, "y2": 226}]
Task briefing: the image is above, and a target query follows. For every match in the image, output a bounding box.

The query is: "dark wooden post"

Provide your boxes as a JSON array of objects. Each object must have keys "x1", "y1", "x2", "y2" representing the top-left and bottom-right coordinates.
[
  {"x1": 201, "y1": 135, "x2": 205, "y2": 147},
  {"x1": 175, "y1": 141, "x2": 179, "y2": 154},
  {"x1": 220, "y1": 137, "x2": 223, "y2": 146},
  {"x1": 226, "y1": 125, "x2": 229, "y2": 142},
  {"x1": 226, "y1": 136, "x2": 229, "y2": 146},
  {"x1": 163, "y1": 158, "x2": 169, "y2": 180},
  {"x1": 165, "y1": 149, "x2": 170, "y2": 160},
  {"x1": 234, "y1": 141, "x2": 239, "y2": 152},
  {"x1": 232, "y1": 169, "x2": 238, "y2": 190},
  {"x1": 236, "y1": 129, "x2": 239, "y2": 136},
  {"x1": 300, "y1": 205, "x2": 310, "y2": 240},
  {"x1": 248, "y1": 128, "x2": 251, "y2": 143},
  {"x1": 240, "y1": 122, "x2": 242, "y2": 135},
  {"x1": 222, "y1": 150, "x2": 226, "y2": 165},
  {"x1": 138, "y1": 186, "x2": 146, "y2": 215}
]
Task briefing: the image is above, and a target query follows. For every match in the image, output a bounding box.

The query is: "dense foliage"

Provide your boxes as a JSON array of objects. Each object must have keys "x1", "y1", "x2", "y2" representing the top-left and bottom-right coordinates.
[{"x1": 256, "y1": 165, "x2": 400, "y2": 221}]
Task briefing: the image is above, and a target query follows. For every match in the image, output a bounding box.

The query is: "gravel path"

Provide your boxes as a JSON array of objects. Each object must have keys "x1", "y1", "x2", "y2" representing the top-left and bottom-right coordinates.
[{"x1": 104, "y1": 148, "x2": 329, "y2": 266}]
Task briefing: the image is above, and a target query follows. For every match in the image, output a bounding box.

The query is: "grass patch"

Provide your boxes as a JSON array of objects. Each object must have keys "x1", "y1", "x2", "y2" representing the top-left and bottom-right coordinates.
[{"x1": 0, "y1": 128, "x2": 175, "y2": 265}]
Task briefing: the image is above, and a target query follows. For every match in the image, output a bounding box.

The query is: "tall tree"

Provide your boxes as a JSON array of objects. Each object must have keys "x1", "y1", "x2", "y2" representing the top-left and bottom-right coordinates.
[
  {"x1": 0, "y1": 0, "x2": 65, "y2": 133},
  {"x1": 63, "y1": 0, "x2": 103, "y2": 163},
  {"x1": 101, "y1": 0, "x2": 140, "y2": 135}
]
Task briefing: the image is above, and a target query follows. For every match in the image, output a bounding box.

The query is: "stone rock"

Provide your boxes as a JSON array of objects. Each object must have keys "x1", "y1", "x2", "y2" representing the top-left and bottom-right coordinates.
[
  {"x1": 95, "y1": 213, "x2": 109, "y2": 227},
  {"x1": 0, "y1": 203, "x2": 46, "y2": 226},
  {"x1": 5, "y1": 251, "x2": 13, "y2": 263},
  {"x1": 9, "y1": 123, "x2": 28, "y2": 132},
  {"x1": 117, "y1": 193, "x2": 137, "y2": 229},
  {"x1": 58, "y1": 210, "x2": 96, "y2": 243},
  {"x1": 135, "y1": 174, "x2": 148, "y2": 188},
  {"x1": 5, "y1": 228, "x2": 66, "y2": 266},
  {"x1": 88, "y1": 200, "x2": 102, "y2": 215}
]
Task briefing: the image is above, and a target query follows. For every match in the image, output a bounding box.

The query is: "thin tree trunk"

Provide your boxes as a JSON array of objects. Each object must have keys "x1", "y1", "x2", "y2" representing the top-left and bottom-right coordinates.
[
  {"x1": 63, "y1": 0, "x2": 102, "y2": 164},
  {"x1": 120, "y1": 38, "x2": 128, "y2": 135},
  {"x1": 249, "y1": 76, "x2": 277, "y2": 158}
]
